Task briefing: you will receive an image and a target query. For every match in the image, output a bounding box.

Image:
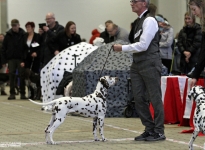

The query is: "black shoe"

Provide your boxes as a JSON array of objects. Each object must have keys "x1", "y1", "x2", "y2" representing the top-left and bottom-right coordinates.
[
  {"x1": 8, "y1": 94, "x2": 16, "y2": 100},
  {"x1": 20, "y1": 95, "x2": 28, "y2": 99},
  {"x1": 145, "y1": 132, "x2": 166, "y2": 141},
  {"x1": 1, "y1": 91, "x2": 7, "y2": 95},
  {"x1": 134, "y1": 131, "x2": 153, "y2": 141}
]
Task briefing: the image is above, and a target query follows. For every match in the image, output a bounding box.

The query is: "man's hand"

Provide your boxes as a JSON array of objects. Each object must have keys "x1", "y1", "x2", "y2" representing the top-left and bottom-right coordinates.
[
  {"x1": 43, "y1": 26, "x2": 49, "y2": 32},
  {"x1": 31, "y1": 52, "x2": 37, "y2": 57},
  {"x1": 113, "y1": 44, "x2": 122, "y2": 52},
  {"x1": 184, "y1": 51, "x2": 191, "y2": 58},
  {"x1": 38, "y1": 28, "x2": 44, "y2": 35}
]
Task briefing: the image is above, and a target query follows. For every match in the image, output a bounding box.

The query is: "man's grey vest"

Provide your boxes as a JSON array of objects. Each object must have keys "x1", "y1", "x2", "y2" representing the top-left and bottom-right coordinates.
[{"x1": 133, "y1": 11, "x2": 160, "y2": 63}]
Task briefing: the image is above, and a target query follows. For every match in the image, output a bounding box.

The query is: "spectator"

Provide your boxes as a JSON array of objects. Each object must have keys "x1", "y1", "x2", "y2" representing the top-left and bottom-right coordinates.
[
  {"x1": 23, "y1": 22, "x2": 41, "y2": 100},
  {"x1": 0, "y1": 33, "x2": 7, "y2": 95},
  {"x1": 177, "y1": 12, "x2": 202, "y2": 74},
  {"x1": 156, "y1": 15, "x2": 174, "y2": 74},
  {"x1": 107, "y1": 23, "x2": 129, "y2": 42},
  {"x1": 189, "y1": 0, "x2": 205, "y2": 87},
  {"x1": 49, "y1": 21, "x2": 81, "y2": 55},
  {"x1": 1, "y1": 19, "x2": 27, "y2": 100},
  {"x1": 39, "y1": 12, "x2": 64, "y2": 67},
  {"x1": 100, "y1": 20, "x2": 114, "y2": 43}
]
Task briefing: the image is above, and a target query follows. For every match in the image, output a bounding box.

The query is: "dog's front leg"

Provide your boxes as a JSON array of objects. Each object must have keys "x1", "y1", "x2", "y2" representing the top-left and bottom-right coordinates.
[
  {"x1": 98, "y1": 117, "x2": 106, "y2": 141},
  {"x1": 93, "y1": 117, "x2": 99, "y2": 141},
  {"x1": 188, "y1": 127, "x2": 199, "y2": 150}
]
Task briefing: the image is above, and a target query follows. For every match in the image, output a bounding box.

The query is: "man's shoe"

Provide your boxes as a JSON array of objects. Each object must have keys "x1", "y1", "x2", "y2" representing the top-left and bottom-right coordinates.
[
  {"x1": 1, "y1": 91, "x2": 7, "y2": 95},
  {"x1": 20, "y1": 95, "x2": 28, "y2": 99},
  {"x1": 8, "y1": 95, "x2": 16, "y2": 100},
  {"x1": 134, "y1": 131, "x2": 153, "y2": 141},
  {"x1": 145, "y1": 132, "x2": 166, "y2": 141}
]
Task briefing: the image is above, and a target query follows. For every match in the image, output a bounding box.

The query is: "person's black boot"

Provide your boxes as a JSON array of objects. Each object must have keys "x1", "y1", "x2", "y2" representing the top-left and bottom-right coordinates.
[{"x1": 8, "y1": 94, "x2": 16, "y2": 100}]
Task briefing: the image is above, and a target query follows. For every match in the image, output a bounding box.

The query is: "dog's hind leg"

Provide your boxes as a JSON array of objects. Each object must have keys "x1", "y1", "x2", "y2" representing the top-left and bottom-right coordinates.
[
  {"x1": 98, "y1": 117, "x2": 106, "y2": 141},
  {"x1": 45, "y1": 113, "x2": 56, "y2": 144},
  {"x1": 46, "y1": 114, "x2": 66, "y2": 144},
  {"x1": 188, "y1": 127, "x2": 199, "y2": 150},
  {"x1": 93, "y1": 117, "x2": 99, "y2": 141}
]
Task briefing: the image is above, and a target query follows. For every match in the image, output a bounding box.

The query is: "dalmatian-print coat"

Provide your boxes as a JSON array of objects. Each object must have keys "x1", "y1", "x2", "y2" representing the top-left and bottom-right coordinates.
[{"x1": 41, "y1": 42, "x2": 97, "y2": 109}]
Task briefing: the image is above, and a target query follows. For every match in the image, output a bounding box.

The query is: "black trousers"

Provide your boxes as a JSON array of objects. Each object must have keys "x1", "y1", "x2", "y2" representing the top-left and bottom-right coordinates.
[
  {"x1": 162, "y1": 59, "x2": 172, "y2": 74},
  {"x1": 8, "y1": 59, "x2": 26, "y2": 95}
]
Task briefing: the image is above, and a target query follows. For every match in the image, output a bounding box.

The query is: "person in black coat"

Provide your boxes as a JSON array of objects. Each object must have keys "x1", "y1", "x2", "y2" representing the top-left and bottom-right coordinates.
[
  {"x1": 49, "y1": 21, "x2": 81, "y2": 55},
  {"x1": 39, "y1": 12, "x2": 64, "y2": 67},
  {"x1": 23, "y1": 22, "x2": 41, "y2": 100},
  {"x1": 1, "y1": 19, "x2": 27, "y2": 100},
  {"x1": 177, "y1": 12, "x2": 202, "y2": 74}
]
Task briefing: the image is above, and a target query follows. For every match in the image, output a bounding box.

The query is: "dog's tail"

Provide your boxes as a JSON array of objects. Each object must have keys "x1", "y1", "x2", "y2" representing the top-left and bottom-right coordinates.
[{"x1": 28, "y1": 99, "x2": 57, "y2": 106}]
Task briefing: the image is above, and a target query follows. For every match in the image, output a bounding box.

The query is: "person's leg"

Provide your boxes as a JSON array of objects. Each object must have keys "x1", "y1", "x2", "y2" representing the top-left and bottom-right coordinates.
[
  {"x1": 130, "y1": 62, "x2": 155, "y2": 141},
  {"x1": 142, "y1": 58, "x2": 165, "y2": 141},
  {"x1": 17, "y1": 60, "x2": 27, "y2": 99},
  {"x1": 131, "y1": 62, "x2": 155, "y2": 131},
  {"x1": 8, "y1": 60, "x2": 17, "y2": 99},
  {"x1": 162, "y1": 59, "x2": 172, "y2": 74}
]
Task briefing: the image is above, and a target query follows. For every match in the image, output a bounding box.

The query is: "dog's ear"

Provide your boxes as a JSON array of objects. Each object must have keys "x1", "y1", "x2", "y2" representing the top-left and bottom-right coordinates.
[{"x1": 100, "y1": 78, "x2": 109, "y2": 88}]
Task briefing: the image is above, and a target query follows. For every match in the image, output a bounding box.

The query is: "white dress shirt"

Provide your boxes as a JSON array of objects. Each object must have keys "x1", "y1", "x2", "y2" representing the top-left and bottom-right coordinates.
[{"x1": 122, "y1": 10, "x2": 159, "y2": 53}]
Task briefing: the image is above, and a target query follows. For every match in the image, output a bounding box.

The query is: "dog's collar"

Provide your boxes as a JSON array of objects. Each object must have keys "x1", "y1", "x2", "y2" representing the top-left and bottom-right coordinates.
[{"x1": 194, "y1": 92, "x2": 205, "y2": 100}]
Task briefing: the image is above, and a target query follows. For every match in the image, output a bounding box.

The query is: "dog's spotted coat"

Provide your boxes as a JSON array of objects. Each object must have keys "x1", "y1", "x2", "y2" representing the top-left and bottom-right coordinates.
[
  {"x1": 29, "y1": 76, "x2": 118, "y2": 144},
  {"x1": 188, "y1": 85, "x2": 205, "y2": 150}
]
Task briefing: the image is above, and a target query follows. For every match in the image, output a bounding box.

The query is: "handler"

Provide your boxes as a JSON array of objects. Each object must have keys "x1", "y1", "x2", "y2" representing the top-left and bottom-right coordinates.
[{"x1": 113, "y1": 0, "x2": 165, "y2": 141}]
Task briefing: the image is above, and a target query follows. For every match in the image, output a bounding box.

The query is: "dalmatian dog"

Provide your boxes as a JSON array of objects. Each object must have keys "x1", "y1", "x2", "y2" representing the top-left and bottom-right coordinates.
[
  {"x1": 29, "y1": 76, "x2": 118, "y2": 144},
  {"x1": 188, "y1": 85, "x2": 205, "y2": 150}
]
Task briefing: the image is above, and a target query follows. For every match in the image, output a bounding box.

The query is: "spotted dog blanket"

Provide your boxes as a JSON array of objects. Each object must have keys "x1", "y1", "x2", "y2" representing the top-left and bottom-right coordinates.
[{"x1": 41, "y1": 42, "x2": 98, "y2": 107}]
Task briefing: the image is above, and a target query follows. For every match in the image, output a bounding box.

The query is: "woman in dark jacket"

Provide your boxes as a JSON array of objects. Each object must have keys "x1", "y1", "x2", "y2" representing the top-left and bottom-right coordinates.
[
  {"x1": 177, "y1": 12, "x2": 202, "y2": 74},
  {"x1": 23, "y1": 22, "x2": 41, "y2": 99},
  {"x1": 49, "y1": 21, "x2": 81, "y2": 56},
  {"x1": 189, "y1": 0, "x2": 205, "y2": 86}
]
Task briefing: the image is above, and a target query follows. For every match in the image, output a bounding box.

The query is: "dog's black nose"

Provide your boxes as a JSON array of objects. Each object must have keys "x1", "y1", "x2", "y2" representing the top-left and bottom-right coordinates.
[{"x1": 115, "y1": 77, "x2": 119, "y2": 82}]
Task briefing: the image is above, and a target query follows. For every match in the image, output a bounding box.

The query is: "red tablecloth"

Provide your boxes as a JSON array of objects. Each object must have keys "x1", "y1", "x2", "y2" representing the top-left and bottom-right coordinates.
[{"x1": 161, "y1": 76, "x2": 204, "y2": 125}]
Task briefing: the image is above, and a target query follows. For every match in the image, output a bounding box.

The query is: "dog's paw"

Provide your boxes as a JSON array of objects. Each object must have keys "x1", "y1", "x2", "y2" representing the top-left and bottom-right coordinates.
[
  {"x1": 46, "y1": 141, "x2": 56, "y2": 145},
  {"x1": 94, "y1": 138, "x2": 100, "y2": 141},
  {"x1": 102, "y1": 138, "x2": 106, "y2": 142}
]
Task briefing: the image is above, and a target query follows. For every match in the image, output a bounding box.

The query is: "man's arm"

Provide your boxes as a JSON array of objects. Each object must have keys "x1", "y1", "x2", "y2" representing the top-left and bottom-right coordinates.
[{"x1": 122, "y1": 17, "x2": 158, "y2": 53}]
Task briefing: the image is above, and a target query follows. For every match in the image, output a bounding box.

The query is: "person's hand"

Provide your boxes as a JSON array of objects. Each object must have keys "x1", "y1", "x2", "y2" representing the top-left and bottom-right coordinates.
[
  {"x1": 184, "y1": 51, "x2": 191, "y2": 58},
  {"x1": 185, "y1": 57, "x2": 189, "y2": 63},
  {"x1": 113, "y1": 44, "x2": 122, "y2": 52},
  {"x1": 38, "y1": 28, "x2": 44, "y2": 35},
  {"x1": 31, "y1": 52, "x2": 37, "y2": 57},
  {"x1": 54, "y1": 50, "x2": 59, "y2": 55},
  {"x1": 43, "y1": 26, "x2": 49, "y2": 32},
  {"x1": 190, "y1": 78, "x2": 197, "y2": 88},
  {"x1": 20, "y1": 62, "x2": 25, "y2": 67}
]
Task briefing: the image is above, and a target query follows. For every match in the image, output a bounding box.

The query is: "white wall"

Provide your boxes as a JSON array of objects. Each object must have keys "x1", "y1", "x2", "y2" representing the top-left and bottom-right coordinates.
[
  {"x1": 157, "y1": 0, "x2": 187, "y2": 37},
  {"x1": 7, "y1": 0, "x2": 137, "y2": 41},
  {"x1": 7, "y1": 0, "x2": 188, "y2": 41}
]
